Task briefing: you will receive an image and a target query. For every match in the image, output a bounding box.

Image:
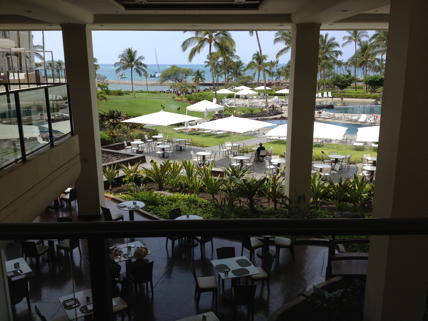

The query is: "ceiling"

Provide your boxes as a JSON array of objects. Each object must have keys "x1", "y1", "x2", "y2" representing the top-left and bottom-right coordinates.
[{"x1": 0, "y1": 0, "x2": 390, "y2": 30}]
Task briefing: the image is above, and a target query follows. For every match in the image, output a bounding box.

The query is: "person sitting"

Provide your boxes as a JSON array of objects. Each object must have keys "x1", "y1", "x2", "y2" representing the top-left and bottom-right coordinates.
[
  {"x1": 256, "y1": 143, "x2": 266, "y2": 161},
  {"x1": 127, "y1": 246, "x2": 150, "y2": 276}
]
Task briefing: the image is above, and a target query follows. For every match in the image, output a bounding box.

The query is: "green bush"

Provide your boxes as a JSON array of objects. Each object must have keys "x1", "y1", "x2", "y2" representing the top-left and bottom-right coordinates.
[
  {"x1": 109, "y1": 89, "x2": 127, "y2": 96},
  {"x1": 122, "y1": 191, "x2": 216, "y2": 219},
  {"x1": 185, "y1": 91, "x2": 217, "y2": 103},
  {"x1": 100, "y1": 131, "x2": 113, "y2": 145},
  {"x1": 364, "y1": 75, "x2": 384, "y2": 93}
]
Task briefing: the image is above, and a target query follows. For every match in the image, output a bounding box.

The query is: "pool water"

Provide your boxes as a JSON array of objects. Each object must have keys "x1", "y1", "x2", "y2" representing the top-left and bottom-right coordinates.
[
  {"x1": 267, "y1": 119, "x2": 369, "y2": 135},
  {"x1": 320, "y1": 105, "x2": 381, "y2": 114}
]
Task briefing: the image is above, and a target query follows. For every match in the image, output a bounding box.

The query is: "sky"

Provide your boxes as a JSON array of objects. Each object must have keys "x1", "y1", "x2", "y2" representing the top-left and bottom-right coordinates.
[{"x1": 32, "y1": 30, "x2": 373, "y2": 65}]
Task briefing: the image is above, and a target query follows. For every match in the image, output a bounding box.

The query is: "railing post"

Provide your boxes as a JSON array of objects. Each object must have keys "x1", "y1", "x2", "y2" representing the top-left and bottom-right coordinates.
[
  {"x1": 44, "y1": 87, "x2": 54, "y2": 147},
  {"x1": 87, "y1": 237, "x2": 113, "y2": 321},
  {"x1": 14, "y1": 92, "x2": 26, "y2": 161}
]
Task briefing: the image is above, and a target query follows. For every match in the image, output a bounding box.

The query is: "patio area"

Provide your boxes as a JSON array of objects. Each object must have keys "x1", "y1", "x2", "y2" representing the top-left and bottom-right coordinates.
[{"x1": 7, "y1": 200, "x2": 331, "y2": 321}]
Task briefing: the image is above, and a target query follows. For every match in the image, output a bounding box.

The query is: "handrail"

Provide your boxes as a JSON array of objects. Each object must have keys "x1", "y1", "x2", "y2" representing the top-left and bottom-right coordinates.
[{"x1": 1, "y1": 218, "x2": 428, "y2": 240}]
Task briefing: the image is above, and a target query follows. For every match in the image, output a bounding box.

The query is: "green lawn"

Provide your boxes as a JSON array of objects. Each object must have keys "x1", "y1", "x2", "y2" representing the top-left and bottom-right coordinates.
[
  {"x1": 98, "y1": 92, "x2": 253, "y2": 147},
  {"x1": 260, "y1": 141, "x2": 378, "y2": 163}
]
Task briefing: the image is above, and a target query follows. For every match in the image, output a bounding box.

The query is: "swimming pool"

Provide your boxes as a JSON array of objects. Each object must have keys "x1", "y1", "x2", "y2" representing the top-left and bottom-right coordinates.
[
  {"x1": 320, "y1": 105, "x2": 381, "y2": 115},
  {"x1": 267, "y1": 119, "x2": 369, "y2": 135}
]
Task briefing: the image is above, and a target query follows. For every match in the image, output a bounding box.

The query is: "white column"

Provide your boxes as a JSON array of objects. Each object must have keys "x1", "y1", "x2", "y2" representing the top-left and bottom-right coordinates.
[
  {"x1": 364, "y1": 0, "x2": 428, "y2": 320},
  {"x1": 285, "y1": 23, "x2": 320, "y2": 201},
  {"x1": 62, "y1": 24, "x2": 104, "y2": 217},
  {"x1": 0, "y1": 249, "x2": 12, "y2": 321}
]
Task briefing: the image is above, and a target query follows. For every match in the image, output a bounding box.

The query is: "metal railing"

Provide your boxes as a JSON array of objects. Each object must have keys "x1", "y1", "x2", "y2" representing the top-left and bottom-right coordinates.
[
  {"x1": 0, "y1": 83, "x2": 72, "y2": 170},
  {"x1": 1, "y1": 217, "x2": 428, "y2": 320}
]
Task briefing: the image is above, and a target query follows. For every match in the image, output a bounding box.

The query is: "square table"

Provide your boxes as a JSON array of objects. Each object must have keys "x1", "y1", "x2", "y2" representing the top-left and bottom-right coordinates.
[
  {"x1": 59, "y1": 289, "x2": 127, "y2": 320},
  {"x1": 110, "y1": 240, "x2": 149, "y2": 263},
  {"x1": 210, "y1": 256, "x2": 259, "y2": 280},
  {"x1": 6, "y1": 257, "x2": 32, "y2": 278},
  {"x1": 177, "y1": 311, "x2": 220, "y2": 321}
]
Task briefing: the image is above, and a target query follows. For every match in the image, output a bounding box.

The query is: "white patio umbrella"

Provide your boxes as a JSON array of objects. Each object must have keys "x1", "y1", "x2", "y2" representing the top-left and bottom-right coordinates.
[
  {"x1": 235, "y1": 89, "x2": 257, "y2": 96},
  {"x1": 122, "y1": 110, "x2": 200, "y2": 126},
  {"x1": 313, "y1": 122, "x2": 347, "y2": 140},
  {"x1": 264, "y1": 122, "x2": 347, "y2": 140},
  {"x1": 216, "y1": 88, "x2": 234, "y2": 94},
  {"x1": 265, "y1": 124, "x2": 287, "y2": 139},
  {"x1": 356, "y1": 126, "x2": 380, "y2": 142},
  {"x1": 233, "y1": 85, "x2": 252, "y2": 91},
  {"x1": 192, "y1": 116, "x2": 273, "y2": 134},
  {"x1": 254, "y1": 86, "x2": 271, "y2": 90},
  {"x1": 275, "y1": 88, "x2": 290, "y2": 94},
  {"x1": 186, "y1": 100, "x2": 224, "y2": 113}
]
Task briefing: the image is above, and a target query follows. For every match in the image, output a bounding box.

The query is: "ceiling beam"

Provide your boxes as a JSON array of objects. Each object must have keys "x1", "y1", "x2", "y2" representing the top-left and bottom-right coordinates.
[
  {"x1": 0, "y1": 0, "x2": 93, "y2": 24},
  {"x1": 292, "y1": 0, "x2": 390, "y2": 24}
]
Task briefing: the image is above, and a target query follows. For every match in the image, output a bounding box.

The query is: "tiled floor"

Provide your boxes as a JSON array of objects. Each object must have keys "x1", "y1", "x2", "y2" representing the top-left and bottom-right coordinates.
[{"x1": 7, "y1": 202, "x2": 329, "y2": 321}]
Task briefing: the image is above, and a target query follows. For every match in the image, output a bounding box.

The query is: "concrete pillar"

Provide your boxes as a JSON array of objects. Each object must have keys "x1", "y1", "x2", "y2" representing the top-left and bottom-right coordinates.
[
  {"x1": 364, "y1": 0, "x2": 428, "y2": 320},
  {"x1": 62, "y1": 24, "x2": 104, "y2": 217},
  {"x1": 0, "y1": 249, "x2": 12, "y2": 321},
  {"x1": 284, "y1": 23, "x2": 320, "y2": 202}
]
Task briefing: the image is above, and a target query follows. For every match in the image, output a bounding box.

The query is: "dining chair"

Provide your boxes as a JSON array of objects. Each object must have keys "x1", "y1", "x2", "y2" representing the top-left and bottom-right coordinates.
[
  {"x1": 251, "y1": 253, "x2": 274, "y2": 296},
  {"x1": 128, "y1": 261, "x2": 154, "y2": 296},
  {"x1": 101, "y1": 206, "x2": 124, "y2": 221},
  {"x1": 57, "y1": 238, "x2": 82, "y2": 260},
  {"x1": 192, "y1": 267, "x2": 217, "y2": 310},
  {"x1": 274, "y1": 236, "x2": 294, "y2": 261},
  {"x1": 232, "y1": 285, "x2": 256, "y2": 321},
  {"x1": 166, "y1": 209, "x2": 182, "y2": 253},
  {"x1": 8, "y1": 275, "x2": 31, "y2": 313},
  {"x1": 196, "y1": 235, "x2": 214, "y2": 257},
  {"x1": 241, "y1": 236, "x2": 263, "y2": 262},
  {"x1": 35, "y1": 305, "x2": 47, "y2": 321},
  {"x1": 216, "y1": 247, "x2": 235, "y2": 259},
  {"x1": 60, "y1": 188, "x2": 77, "y2": 210},
  {"x1": 21, "y1": 241, "x2": 49, "y2": 267}
]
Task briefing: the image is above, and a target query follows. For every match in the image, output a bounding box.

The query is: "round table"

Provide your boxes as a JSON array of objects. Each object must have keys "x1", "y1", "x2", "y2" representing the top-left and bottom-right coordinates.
[
  {"x1": 329, "y1": 154, "x2": 345, "y2": 163},
  {"x1": 196, "y1": 151, "x2": 212, "y2": 163},
  {"x1": 157, "y1": 144, "x2": 171, "y2": 158},
  {"x1": 175, "y1": 215, "x2": 203, "y2": 220},
  {"x1": 233, "y1": 155, "x2": 250, "y2": 165},
  {"x1": 175, "y1": 138, "x2": 186, "y2": 151},
  {"x1": 270, "y1": 158, "x2": 285, "y2": 166},
  {"x1": 363, "y1": 165, "x2": 377, "y2": 181},
  {"x1": 366, "y1": 156, "x2": 377, "y2": 165},
  {"x1": 152, "y1": 135, "x2": 164, "y2": 140},
  {"x1": 313, "y1": 163, "x2": 332, "y2": 172},
  {"x1": 118, "y1": 201, "x2": 145, "y2": 221}
]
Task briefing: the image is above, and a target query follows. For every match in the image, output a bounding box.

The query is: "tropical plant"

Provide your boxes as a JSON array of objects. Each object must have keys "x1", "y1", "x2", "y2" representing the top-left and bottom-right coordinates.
[
  {"x1": 103, "y1": 165, "x2": 119, "y2": 192},
  {"x1": 120, "y1": 162, "x2": 142, "y2": 187},
  {"x1": 364, "y1": 75, "x2": 384, "y2": 93},
  {"x1": 331, "y1": 73, "x2": 355, "y2": 102},
  {"x1": 370, "y1": 30, "x2": 388, "y2": 73},
  {"x1": 249, "y1": 31, "x2": 268, "y2": 108},
  {"x1": 182, "y1": 31, "x2": 235, "y2": 97},
  {"x1": 93, "y1": 57, "x2": 100, "y2": 72},
  {"x1": 349, "y1": 41, "x2": 378, "y2": 84},
  {"x1": 310, "y1": 173, "x2": 328, "y2": 209},
  {"x1": 55, "y1": 60, "x2": 64, "y2": 80},
  {"x1": 264, "y1": 173, "x2": 285, "y2": 210},
  {"x1": 114, "y1": 48, "x2": 147, "y2": 97},
  {"x1": 236, "y1": 177, "x2": 266, "y2": 212},
  {"x1": 192, "y1": 69, "x2": 205, "y2": 84},
  {"x1": 342, "y1": 31, "x2": 368, "y2": 89},
  {"x1": 143, "y1": 160, "x2": 171, "y2": 191},
  {"x1": 225, "y1": 164, "x2": 250, "y2": 179},
  {"x1": 318, "y1": 33, "x2": 342, "y2": 89},
  {"x1": 160, "y1": 65, "x2": 193, "y2": 84},
  {"x1": 327, "y1": 178, "x2": 351, "y2": 211},
  {"x1": 198, "y1": 165, "x2": 224, "y2": 203},
  {"x1": 166, "y1": 162, "x2": 183, "y2": 192},
  {"x1": 246, "y1": 52, "x2": 268, "y2": 84},
  {"x1": 274, "y1": 30, "x2": 292, "y2": 60},
  {"x1": 347, "y1": 175, "x2": 374, "y2": 212}
]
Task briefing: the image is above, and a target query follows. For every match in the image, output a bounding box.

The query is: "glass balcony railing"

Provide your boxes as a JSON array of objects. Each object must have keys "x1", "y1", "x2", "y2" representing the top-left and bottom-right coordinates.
[{"x1": 0, "y1": 84, "x2": 72, "y2": 169}]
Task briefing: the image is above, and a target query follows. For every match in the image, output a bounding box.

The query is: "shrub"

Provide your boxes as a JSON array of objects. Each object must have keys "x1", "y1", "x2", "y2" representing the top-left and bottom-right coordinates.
[
  {"x1": 364, "y1": 75, "x2": 384, "y2": 93},
  {"x1": 185, "y1": 91, "x2": 217, "y2": 103},
  {"x1": 100, "y1": 131, "x2": 113, "y2": 146},
  {"x1": 123, "y1": 191, "x2": 216, "y2": 219}
]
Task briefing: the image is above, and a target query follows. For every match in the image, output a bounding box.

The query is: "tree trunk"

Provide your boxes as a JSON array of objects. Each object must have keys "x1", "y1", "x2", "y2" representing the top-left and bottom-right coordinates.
[
  {"x1": 354, "y1": 40, "x2": 358, "y2": 90},
  {"x1": 145, "y1": 76, "x2": 148, "y2": 91},
  {"x1": 255, "y1": 31, "x2": 268, "y2": 109},
  {"x1": 131, "y1": 68, "x2": 135, "y2": 97},
  {"x1": 209, "y1": 43, "x2": 217, "y2": 100}
]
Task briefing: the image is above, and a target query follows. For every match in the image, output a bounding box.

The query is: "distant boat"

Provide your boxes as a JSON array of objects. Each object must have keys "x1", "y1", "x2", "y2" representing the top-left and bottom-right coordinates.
[{"x1": 118, "y1": 73, "x2": 126, "y2": 79}]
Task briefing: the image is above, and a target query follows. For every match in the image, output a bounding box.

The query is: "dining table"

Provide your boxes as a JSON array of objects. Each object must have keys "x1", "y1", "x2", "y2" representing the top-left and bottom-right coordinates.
[
  {"x1": 328, "y1": 154, "x2": 345, "y2": 164},
  {"x1": 233, "y1": 155, "x2": 250, "y2": 165},
  {"x1": 363, "y1": 165, "x2": 377, "y2": 181},
  {"x1": 157, "y1": 144, "x2": 171, "y2": 158},
  {"x1": 312, "y1": 163, "x2": 332, "y2": 172},
  {"x1": 210, "y1": 256, "x2": 259, "y2": 281},
  {"x1": 59, "y1": 289, "x2": 127, "y2": 320},
  {"x1": 6, "y1": 257, "x2": 32, "y2": 278},
  {"x1": 110, "y1": 240, "x2": 149, "y2": 263},
  {"x1": 174, "y1": 138, "x2": 186, "y2": 151},
  {"x1": 118, "y1": 200, "x2": 145, "y2": 221},
  {"x1": 196, "y1": 151, "x2": 212, "y2": 164}
]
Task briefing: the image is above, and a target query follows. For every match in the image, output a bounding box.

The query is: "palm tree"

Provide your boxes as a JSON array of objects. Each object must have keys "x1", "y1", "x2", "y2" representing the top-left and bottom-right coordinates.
[
  {"x1": 249, "y1": 31, "x2": 268, "y2": 108},
  {"x1": 192, "y1": 69, "x2": 205, "y2": 84},
  {"x1": 55, "y1": 60, "x2": 64, "y2": 80},
  {"x1": 370, "y1": 30, "x2": 388, "y2": 73},
  {"x1": 318, "y1": 33, "x2": 342, "y2": 90},
  {"x1": 350, "y1": 40, "x2": 378, "y2": 83},
  {"x1": 246, "y1": 52, "x2": 268, "y2": 84},
  {"x1": 181, "y1": 31, "x2": 235, "y2": 97},
  {"x1": 266, "y1": 60, "x2": 278, "y2": 82},
  {"x1": 274, "y1": 31, "x2": 292, "y2": 60},
  {"x1": 114, "y1": 48, "x2": 147, "y2": 97},
  {"x1": 342, "y1": 30, "x2": 368, "y2": 89},
  {"x1": 230, "y1": 59, "x2": 244, "y2": 82}
]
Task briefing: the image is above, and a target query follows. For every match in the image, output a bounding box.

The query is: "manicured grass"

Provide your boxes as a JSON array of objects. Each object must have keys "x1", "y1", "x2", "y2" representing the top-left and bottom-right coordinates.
[
  {"x1": 98, "y1": 92, "x2": 254, "y2": 147},
  {"x1": 154, "y1": 126, "x2": 252, "y2": 147},
  {"x1": 260, "y1": 141, "x2": 378, "y2": 163}
]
